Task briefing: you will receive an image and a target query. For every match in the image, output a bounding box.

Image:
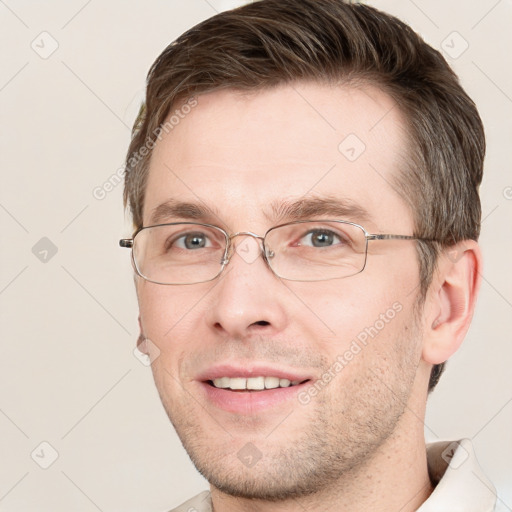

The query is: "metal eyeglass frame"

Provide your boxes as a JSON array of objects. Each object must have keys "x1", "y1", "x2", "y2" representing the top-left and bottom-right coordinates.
[{"x1": 119, "y1": 220, "x2": 428, "y2": 285}]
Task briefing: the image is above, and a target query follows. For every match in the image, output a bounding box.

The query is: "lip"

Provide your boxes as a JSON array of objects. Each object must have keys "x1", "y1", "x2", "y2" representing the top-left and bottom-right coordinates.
[
  {"x1": 195, "y1": 364, "x2": 314, "y2": 415},
  {"x1": 196, "y1": 363, "x2": 313, "y2": 383}
]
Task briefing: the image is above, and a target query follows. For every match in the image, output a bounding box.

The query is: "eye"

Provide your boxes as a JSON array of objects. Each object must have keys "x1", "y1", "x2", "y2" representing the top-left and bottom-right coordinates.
[
  {"x1": 172, "y1": 231, "x2": 212, "y2": 250},
  {"x1": 299, "y1": 229, "x2": 344, "y2": 248}
]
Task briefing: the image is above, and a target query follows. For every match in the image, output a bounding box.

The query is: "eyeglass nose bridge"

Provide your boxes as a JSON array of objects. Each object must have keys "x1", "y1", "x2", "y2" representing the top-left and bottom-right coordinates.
[{"x1": 221, "y1": 231, "x2": 274, "y2": 266}]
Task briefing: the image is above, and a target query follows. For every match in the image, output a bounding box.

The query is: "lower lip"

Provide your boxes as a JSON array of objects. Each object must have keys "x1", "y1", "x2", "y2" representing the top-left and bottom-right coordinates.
[{"x1": 198, "y1": 381, "x2": 309, "y2": 414}]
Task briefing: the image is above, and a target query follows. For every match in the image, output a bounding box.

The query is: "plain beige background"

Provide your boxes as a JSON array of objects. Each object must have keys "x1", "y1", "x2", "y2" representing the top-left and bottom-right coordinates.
[{"x1": 1, "y1": 0, "x2": 511, "y2": 510}]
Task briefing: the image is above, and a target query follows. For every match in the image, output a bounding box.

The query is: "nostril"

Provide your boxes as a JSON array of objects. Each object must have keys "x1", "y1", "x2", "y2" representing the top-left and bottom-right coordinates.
[{"x1": 252, "y1": 320, "x2": 270, "y2": 327}]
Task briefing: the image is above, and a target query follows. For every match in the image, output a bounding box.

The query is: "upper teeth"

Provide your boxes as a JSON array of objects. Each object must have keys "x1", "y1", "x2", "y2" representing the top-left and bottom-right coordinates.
[{"x1": 212, "y1": 376, "x2": 301, "y2": 390}]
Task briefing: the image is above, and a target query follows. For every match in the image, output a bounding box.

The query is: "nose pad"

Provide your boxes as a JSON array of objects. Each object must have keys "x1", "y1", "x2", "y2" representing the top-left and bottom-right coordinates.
[{"x1": 266, "y1": 247, "x2": 276, "y2": 259}]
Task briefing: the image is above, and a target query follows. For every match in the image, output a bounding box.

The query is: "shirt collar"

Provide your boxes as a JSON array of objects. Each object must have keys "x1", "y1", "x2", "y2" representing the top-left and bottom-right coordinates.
[{"x1": 418, "y1": 438, "x2": 496, "y2": 511}]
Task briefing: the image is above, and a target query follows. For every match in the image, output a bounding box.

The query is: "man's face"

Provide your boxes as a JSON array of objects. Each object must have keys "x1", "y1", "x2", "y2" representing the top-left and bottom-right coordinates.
[{"x1": 137, "y1": 82, "x2": 427, "y2": 499}]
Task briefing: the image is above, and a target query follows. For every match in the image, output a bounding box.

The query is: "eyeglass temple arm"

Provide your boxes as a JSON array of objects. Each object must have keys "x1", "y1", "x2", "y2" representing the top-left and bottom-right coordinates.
[
  {"x1": 119, "y1": 239, "x2": 133, "y2": 248},
  {"x1": 366, "y1": 234, "x2": 420, "y2": 241}
]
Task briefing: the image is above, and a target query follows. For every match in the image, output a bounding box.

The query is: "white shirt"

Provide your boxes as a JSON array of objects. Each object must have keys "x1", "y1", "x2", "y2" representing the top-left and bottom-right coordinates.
[{"x1": 168, "y1": 439, "x2": 496, "y2": 511}]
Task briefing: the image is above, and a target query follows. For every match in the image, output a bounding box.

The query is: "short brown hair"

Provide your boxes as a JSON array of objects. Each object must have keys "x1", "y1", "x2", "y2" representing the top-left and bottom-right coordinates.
[{"x1": 123, "y1": 0, "x2": 485, "y2": 393}]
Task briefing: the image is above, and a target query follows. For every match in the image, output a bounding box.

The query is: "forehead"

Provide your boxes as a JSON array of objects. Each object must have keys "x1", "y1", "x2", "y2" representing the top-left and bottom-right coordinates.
[{"x1": 144, "y1": 81, "x2": 413, "y2": 232}]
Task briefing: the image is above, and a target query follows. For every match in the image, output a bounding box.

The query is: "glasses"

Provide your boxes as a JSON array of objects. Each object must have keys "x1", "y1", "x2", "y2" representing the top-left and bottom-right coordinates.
[{"x1": 119, "y1": 220, "x2": 424, "y2": 285}]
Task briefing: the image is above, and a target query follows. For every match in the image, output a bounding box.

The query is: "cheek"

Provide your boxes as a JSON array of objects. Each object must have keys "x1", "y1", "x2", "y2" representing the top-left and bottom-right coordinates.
[
  {"x1": 137, "y1": 280, "x2": 210, "y2": 336},
  {"x1": 136, "y1": 281, "x2": 213, "y2": 373},
  {"x1": 288, "y1": 273, "x2": 413, "y2": 353},
  {"x1": 320, "y1": 300, "x2": 421, "y2": 414}
]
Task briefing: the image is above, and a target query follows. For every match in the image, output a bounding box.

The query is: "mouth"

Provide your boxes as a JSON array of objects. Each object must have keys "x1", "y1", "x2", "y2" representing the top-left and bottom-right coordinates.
[
  {"x1": 206, "y1": 376, "x2": 310, "y2": 391},
  {"x1": 196, "y1": 366, "x2": 313, "y2": 414}
]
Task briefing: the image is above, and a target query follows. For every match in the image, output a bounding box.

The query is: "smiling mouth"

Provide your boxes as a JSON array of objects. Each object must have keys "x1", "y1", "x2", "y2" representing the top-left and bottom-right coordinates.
[{"x1": 206, "y1": 376, "x2": 310, "y2": 391}]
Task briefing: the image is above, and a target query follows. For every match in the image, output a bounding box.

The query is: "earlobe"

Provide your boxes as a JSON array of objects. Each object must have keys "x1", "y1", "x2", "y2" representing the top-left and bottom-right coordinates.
[{"x1": 422, "y1": 241, "x2": 482, "y2": 365}]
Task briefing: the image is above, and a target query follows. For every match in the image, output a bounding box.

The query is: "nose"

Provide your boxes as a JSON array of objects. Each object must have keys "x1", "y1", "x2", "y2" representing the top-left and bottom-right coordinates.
[{"x1": 205, "y1": 233, "x2": 288, "y2": 339}]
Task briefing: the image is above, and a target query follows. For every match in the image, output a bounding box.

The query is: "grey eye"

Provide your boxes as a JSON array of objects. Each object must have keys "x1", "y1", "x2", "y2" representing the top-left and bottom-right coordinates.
[
  {"x1": 175, "y1": 232, "x2": 210, "y2": 250},
  {"x1": 301, "y1": 230, "x2": 341, "y2": 247}
]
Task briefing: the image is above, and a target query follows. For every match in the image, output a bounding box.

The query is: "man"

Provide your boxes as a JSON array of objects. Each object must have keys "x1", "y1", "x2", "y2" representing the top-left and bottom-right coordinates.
[{"x1": 120, "y1": 0, "x2": 497, "y2": 510}]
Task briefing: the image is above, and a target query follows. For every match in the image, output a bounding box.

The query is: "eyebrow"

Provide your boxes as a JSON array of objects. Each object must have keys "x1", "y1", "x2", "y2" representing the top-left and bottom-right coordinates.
[
  {"x1": 148, "y1": 196, "x2": 372, "y2": 227},
  {"x1": 268, "y1": 197, "x2": 372, "y2": 225},
  {"x1": 148, "y1": 199, "x2": 221, "y2": 226}
]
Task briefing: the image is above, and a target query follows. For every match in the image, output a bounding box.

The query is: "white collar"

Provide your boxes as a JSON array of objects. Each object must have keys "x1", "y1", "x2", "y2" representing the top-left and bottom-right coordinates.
[{"x1": 418, "y1": 438, "x2": 496, "y2": 511}]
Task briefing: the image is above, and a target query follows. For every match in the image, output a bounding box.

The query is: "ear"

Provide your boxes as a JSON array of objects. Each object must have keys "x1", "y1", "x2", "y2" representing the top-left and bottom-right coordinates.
[
  {"x1": 421, "y1": 240, "x2": 482, "y2": 365},
  {"x1": 137, "y1": 315, "x2": 148, "y2": 354}
]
